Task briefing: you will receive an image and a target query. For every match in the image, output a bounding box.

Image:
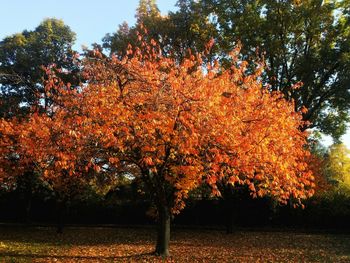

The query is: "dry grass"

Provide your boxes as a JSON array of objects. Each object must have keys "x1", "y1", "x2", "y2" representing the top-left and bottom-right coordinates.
[{"x1": 0, "y1": 226, "x2": 349, "y2": 262}]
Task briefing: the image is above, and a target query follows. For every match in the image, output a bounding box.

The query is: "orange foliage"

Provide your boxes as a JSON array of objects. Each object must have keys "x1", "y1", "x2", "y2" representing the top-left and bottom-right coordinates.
[
  {"x1": 78, "y1": 41, "x2": 314, "y2": 212},
  {"x1": 306, "y1": 153, "x2": 331, "y2": 195},
  {"x1": 0, "y1": 67, "x2": 96, "y2": 196},
  {"x1": 0, "y1": 39, "x2": 315, "y2": 214}
]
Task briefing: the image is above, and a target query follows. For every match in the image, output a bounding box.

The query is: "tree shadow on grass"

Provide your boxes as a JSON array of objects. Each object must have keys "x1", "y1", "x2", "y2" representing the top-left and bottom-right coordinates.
[
  {"x1": 0, "y1": 251, "x2": 156, "y2": 261},
  {"x1": 0, "y1": 225, "x2": 157, "y2": 246}
]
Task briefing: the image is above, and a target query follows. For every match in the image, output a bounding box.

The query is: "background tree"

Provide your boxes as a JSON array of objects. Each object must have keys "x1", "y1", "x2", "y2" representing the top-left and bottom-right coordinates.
[
  {"x1": 324, "y1": 143, "x2": 350, "y2": 193},
  {"x1": 0, "y1": 18, "x2": 78, "y2": 117},
  {"x1": 161, "y1": 0, "x2": 217, "y2": 60},
  {"x1": 103, "y1": 0, "x2": 163, "y2": 57},
  {"x1": 103, "y1": 0, "x2": 216, "y2": 61}
]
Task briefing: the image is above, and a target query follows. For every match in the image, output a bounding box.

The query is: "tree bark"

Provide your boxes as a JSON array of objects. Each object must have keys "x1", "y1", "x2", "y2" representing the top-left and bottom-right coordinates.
[
  {"x1": 222, "y1": 184, "x2": 239, "y2": 234},
  {"x1": 24, "y1": 193, "x2": 32, "y2": 224},
  {"x1": 225, "y1": 198, "x2": 237, "y2": 234},
  {"x1": 20, "y1": 171, "x2": 33, "y2": 224},
  {"x1": 226, "y1": 203, "x2": 235, "y2": 234},
  {"x1": 56, "y1": 200, "x2": 65, "y2": 234},
  {"x1": 155, "y1": 205, "x2": 171, "y2": 257}
]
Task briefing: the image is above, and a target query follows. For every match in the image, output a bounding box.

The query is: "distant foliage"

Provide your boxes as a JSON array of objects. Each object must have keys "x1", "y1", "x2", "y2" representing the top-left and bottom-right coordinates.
[
  {"x1": 0, "y1": 18, "x2": 78, "y2": 118},
  {"x1": 324, "y1": 143, "x2": 350, "y2": 194}
]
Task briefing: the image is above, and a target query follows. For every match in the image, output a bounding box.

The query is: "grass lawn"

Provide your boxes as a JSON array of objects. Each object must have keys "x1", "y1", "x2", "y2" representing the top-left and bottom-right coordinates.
[{"x1": 0, "y1": 226, "x2": 349, "y2": 262}]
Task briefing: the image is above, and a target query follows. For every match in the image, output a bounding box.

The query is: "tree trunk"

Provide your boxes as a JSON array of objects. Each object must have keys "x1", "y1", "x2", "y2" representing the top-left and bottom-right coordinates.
[
  {"x1": 225, "y1": 198, "x2": 237, "y2": 234},
  {"x1": 223, "y1": 186, "x2": 238, "y2": 234},
  {"x1": 20, "y1": 171, "x2": 33, "y2": 224},
  {"x1": 155, "y1": 205, "x2": 171, "y2": 257},
  {"x1": 24, "y1": 193, "x2": 32, "y2": 225},
  {"x1": 226, "y1": 204, "x2": 235, "y2": 234},
  {"x1": 56, "y1": 200, "x2": 65, "y2": 234}
]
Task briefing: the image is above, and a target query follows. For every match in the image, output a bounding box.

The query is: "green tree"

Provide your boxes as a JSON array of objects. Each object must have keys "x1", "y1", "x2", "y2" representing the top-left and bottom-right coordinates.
[
  {"x1": 103, "y1": 0, "x2": 216, "y2": 61},
  {"x1": 325, "y1": 143, "x2": 350, "y2": 192},
  {"x1": 136, "y1": 0, "x2": 160, "y2": 20},
  {"x1": 0, "y1": 18, "x2": 78, "y2": 117},
  {"x1": 162, "y1": 0, "x2": 217, "y2": 60},
  {"x1": 103, "y1": 0, "x2": 163, "y2": 57}
]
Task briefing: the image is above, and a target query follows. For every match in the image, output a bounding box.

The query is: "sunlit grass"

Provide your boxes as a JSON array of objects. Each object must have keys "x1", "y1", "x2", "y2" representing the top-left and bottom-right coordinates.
[{"x1": 0, "y1": 226, "x2": 349, "y2": 262}]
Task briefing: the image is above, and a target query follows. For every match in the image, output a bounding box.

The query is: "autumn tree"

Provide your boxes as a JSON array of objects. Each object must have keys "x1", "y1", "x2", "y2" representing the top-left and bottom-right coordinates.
[
  {"x1": 0, "y1": 65, "x2": 98, "y2": 231},
  {"x1": 1, "y1": 33, "x2": 315, "y2": 255},
  {"x1": 76, "y1": 36, "x2": 315, "y2": 255},
  {"x1": 0, "y1": 118, "x2": 24, "y2": 189}
]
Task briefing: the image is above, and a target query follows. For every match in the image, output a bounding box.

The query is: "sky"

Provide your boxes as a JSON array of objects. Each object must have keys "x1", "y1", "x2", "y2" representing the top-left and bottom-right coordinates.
[
  {"x1": 0, "y1": 0, "x2": 178, "y2": 50},
  {"x1": 0, "y1": 0, "x2": 349, "y2": 148}
]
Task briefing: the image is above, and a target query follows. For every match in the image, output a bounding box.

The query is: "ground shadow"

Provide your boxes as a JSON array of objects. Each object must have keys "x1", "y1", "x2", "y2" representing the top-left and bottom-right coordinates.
[
  {"x1": 0, "y1": 225, "x2": 156, "y2": 246},
  {"x1": 0, "y1": 251, "x2": 155, "y2": 261}
]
